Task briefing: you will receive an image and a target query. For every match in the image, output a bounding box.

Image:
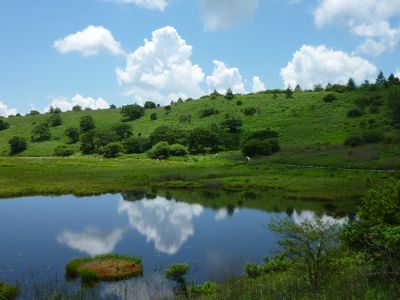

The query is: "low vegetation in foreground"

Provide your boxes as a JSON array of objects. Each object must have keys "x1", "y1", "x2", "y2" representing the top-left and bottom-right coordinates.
[
  {"x1": 66, "y1": 255, "x2": 143, "y2": 286},
  {"x1": 0, "y1": 282, "x2": 19, "y2": 300}
]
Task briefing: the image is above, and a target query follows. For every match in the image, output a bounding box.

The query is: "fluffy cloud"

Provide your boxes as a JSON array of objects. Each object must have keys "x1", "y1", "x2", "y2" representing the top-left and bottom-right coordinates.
[
  {"x1": 292, "y1": 210, "x2": 347, "y2": 225},
  {"x1": 0, "y1": 101, "x2": 17, "y2": 117},
  {"x1": 395, "y1": 69, "x2": 400, "y2": 79},
  {"x1": 206, "y1": 60, "x2": 246, "y2": 94},
  {"x1": 314, "y1": 0, "x2": 400, "y2": 56},
  {"x1": 57, "y1": 227, "x2": 124, "y2": 256},
  {"x1": 200, "y1": 0, "x2": 258, "y2": 31},
  {"x1": 280, "y1": 45, "x2": 377, "y2": 89},
  {"x1": 108, "y1": 0, "x2": 168, "y2": 11},
  {"x1": 46, "y1": 94, "x2": 110, "y2": 112},
  {"x1": 116, "y1": 26, "x2": 205, "y2": 106},
  {"x1": 54, "y1": 25, "x2": 123, "y2": 56},
  {"x1": 252, "y1": 76, "x2": 266, "y2": 93},
  {"x1": 118, "y1": 197, "x2": 203, "y2": 255}
]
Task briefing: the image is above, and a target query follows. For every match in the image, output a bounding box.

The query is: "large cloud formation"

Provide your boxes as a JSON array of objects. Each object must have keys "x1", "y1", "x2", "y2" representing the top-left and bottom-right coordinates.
[
  {"x1": 109, "y1": 0, "x2": 168, "y2": 11},
  {"x1": 206, "y1": 60, "x2": 246, "y2": 94},
  {"x1": 314, "y1": 0, "x2": 400, "y2": 56},
  {"x1": 118, "y1": 197, "x2": 203, "y2": 255},
  {"x1": 200, "y1": 0, "x2": 259, "y2": 31},
  {"x1": 46, "y1": 94, "x2": 110, "y2": 112},
  {"x1": 0, "y1": 101, "x2": 17, "y2": 117},
  {"x1": 280, "y1": 45, "x2": 377, "y2": 89},
  {"x1": 54, "y1": 25, "x2": 123, "y2": 56},
  {"x1": 116, "y1": 26, "x2": 205, "y2": 106}
]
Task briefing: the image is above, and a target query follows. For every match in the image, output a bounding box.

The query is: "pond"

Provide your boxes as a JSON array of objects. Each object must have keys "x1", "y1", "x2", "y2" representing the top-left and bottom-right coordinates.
[{"x1": 0, "y1": 189, "x2": 350, "y2": 299}]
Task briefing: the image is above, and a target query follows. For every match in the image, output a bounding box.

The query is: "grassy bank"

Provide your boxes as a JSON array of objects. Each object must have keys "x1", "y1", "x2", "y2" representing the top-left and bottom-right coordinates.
[{"x1": 0, "y1": 155, "x2": 398, "y2": 200}]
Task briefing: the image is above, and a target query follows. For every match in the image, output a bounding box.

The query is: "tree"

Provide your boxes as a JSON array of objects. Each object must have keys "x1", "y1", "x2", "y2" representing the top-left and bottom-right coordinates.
[
  {"x1": 322, "y1": 93, "x2": 337, "y2": 103},
  {"x1": 80, "y1": 115, "x2": 95, "y2": 132},
  {"x1": 147, "y1": 142, "x2": 170, "y2": 160},
  {"x1": 28, "y1": 110, "x2": 40, "y2": 116},
  {"x1": 313, "y1": 84, "x2": 324, "y2": 92},
  {"x1": 53, "y1": 144, "x2": 74, "y2": 157},
  {"x1": 112, "y1": 123, "x2": 133, "y2": 140},
  {"x1": 8, "y1": 136, "x2": 27, "y2": 155},
  {"x1": 342, "y1": 182, "x2": 400, "y2": 288},
  {"x1": 80, "y1": 129, "x2": 116, "y2": 154},
  {"x1": 0, "y1": 119, "x2": 10, "y2": 131},
  {"x1": 269, "y1": 217, "x2": 340, "y2": 290},
  {"x1": 169, "y1": 144, "x2": 188, "y2": 157},
  {"x1": 388, "y1": 73, "x2": 400, "y2": 86},
  {"x1": 110, "y1": 104, "x2": 117, "y2": 109},
  {"x1": 285, "y1": 86, "x2": 293, "y2": 98},
  {"x1": 31, "y1": 123, "x2": 51, "y2": 142},
  {"x1": 150, "y1": 113, "x2": 157, "y2": 121},
  {"x1": 149, "y1": 126, "x2": 187, "y2": 146},
  {"x1": 388, "y1": 89, "x2": 400, "y2": 124},
  {"x1": 65, "y1": 127, "x2": 80, "y2": 144},
  {"x1": 376, "y1": 71, "x2": 387, "y2": 86},
  {"x1": 241, "y1": 139, "x2": 280, "y2": 157},
  {"x1": 164, "y1": 263, "x2": 189, "y2": 291},
  {"x1": 47, "y1": 113, "x2": 63, "y2": 127},
  {"x1": 220, "y1": 117, "x2": 243, "y2": 133},
  {"x1": 101, "y1": 142, "x2": 123, "y2": 158},
  {"x1": 123, "y1": 137, "x2": 150, "y2": 154},
  {"x1": 294, "y1": 84, "x2": 302, "y2": 92},
  {"x1": 121, "y1": 104, "x2": 145, "y2": 121},
  {"x1": 72, "y1": 105, "x2": 82, "y2": 112},
  {"x1": 188, "y1": 128, "x2": 219, "y2": 154},
  {"x1": 347, "y1": 78, "x2": 356, "y2": 90},
  {"x1": 210, "y1": 90, "x2": 220, "y2": 100},
  {"x1": 144, "y1": 101, "x2": 156, "y2": 109},
  {"x1": 225, "y1": 88, "x2": 234, "y2": 100}
]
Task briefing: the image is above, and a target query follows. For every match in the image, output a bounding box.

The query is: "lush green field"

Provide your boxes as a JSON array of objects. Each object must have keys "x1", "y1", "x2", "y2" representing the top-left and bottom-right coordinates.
[{"x1": 1, "y1": 87, "x2": 399, "y2": 169}]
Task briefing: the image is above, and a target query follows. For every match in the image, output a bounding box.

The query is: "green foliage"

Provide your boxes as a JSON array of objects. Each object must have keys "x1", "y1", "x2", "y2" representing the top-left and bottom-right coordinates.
[
  {"x1": 31, "y1": 123, "x2": 51, "y2": 142},
  {"x1": 210, "y1": 90, "x2": 220, "y2": 100},
  {"x1": 347, "y1": 78, "x2": 356, "y2": 90},
  {"x1": 0, "y1": 119, "x2": 10, "y2": 131},
  {"x1": 376, "y1": 71, "x2": 387, "y2": 86},
  {"x1": 80, "y1": 115, "x2": 95, "y2": 132},
  {"x1": 326, "y1": 84, "x2": 347, "y2": 93},
  {"x1": 188, "y1": 128, "x2": 219, "y2": 154},
  {"x1": 322, "y1": 93, "x2": 337, "y2": 103},
  {"x1": 242, "y1": 107, "x2": 257, "y2": 116},
  {"x1": 344, "y1": 135, "x2": 364, "y2": 147},
  {"x1": 28, "y1": 110, "x2": 40, "y2": 116},
  {"x1": 150, "y1": 113, "x2": 157, "y2": 121},
  {"x1": 200, "y1": 108, "x2": 219, "y2": 118},
  {"x1": 245, "y1": 129, "x2": 279, "y2": 142},
  {"x1": 225, "y1": 88, "x2": 234, "y2": 100},
  {"x1": 8, "y1": 136, "x2": 27, "y2": 155},
  {"x1": 169, "y1": 144, "x2": 188, "y2": 156},
  {"x1": 245, "y1": 263, "x2": 262, "y2": 278},
  {"x1": 144, "y1": 101, "x2": 156, "y2": 109},
  {"x1": 0, "y1": 281, "x2": 19, "y2": 300},
  {"x1": 269, "y1": 217, "x2": 340, "y2": 290},
  {"x1": 65, "y1": 127, "x2": 80, "y2": 144},
  {"x1": 149, "y1": 126, "x2": 187, "y2": 146},
  {"x1": 110, "y1": 104, "x2": 117, "y2": 109},
  {"x1": 342, "y1": 182, "x2": 400, "y2": 287},
  {"x1": 123, "y1": 137, "x2": 150, "y2": 154},
  {"x1": 347, "y1": 108, "x2": 364, "y2": 118},
  {"x1": 147, "y1": 142, "x2": 170, "y2": 160},
  {"x1": 72, "y1": 105, "x2": 82, "y2": 112},
  {"x1": 53, "y1": 144, "x2": 74, "y2": 157},
  {"x1": 220, "y1": 117, "x2": 243, "y2": 133},
  {"x1": 121, "y1": 104, "x2": 145, "y2": 121},
  {"x1": 295, "y1": 84, "x2": 302, "y2": 92},
  {"x1": 190, "y1": 281, "x2": 218, "y2": 296},
  {"x1": 80, "y1": 129, "x2": 116, "y2": 154},
  {"x1": 362, "y1": 130, "x2": 384, "y2": 144},
  {"x1": 164, "y1": 263, "x2": 189, "y2": 291},
  {"x1": 285, "y1": 86, "x2": 293, "y2": 99},
  {"x1": 241, "y1": 139, "x2": 279, "y2": 157},
  {"x1": 112, "y1": 123, "x2": 133, "y2": 140},
  {"x1": 101, "y1": 142, "x2": 122, "y2": 158},
  {"x1": 47, "y1": 113, "x2": 63, "y2": 127},
  {"x1": 388, "y1": 89, "x2": 400, "y2": 124}
]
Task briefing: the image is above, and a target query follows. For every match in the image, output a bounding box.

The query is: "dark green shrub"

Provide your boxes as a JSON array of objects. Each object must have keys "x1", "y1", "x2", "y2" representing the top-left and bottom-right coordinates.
[
  {"x1": 31, "y1": 123, "x2": 51, "y2": 142},
  {"x1": 123, "y1": 137, "x2": 150, "y2": 154},
  {"x1": 47, "y1": 113, "x2": 63, "y2": 127},
  {"x1": 236, "y1": 100, "x2": 243, "y2": 106},
  {"x1": 362, "y1": 130, "x2": 384, "y2": 144},
  {"x1": 121, "y1": 104, "x2": 145, "y2": 121},
  {"x1": 245, "y1": 263, "x2": 262, "y2": 278},
  {"x1": 347, "y1": 108, "x2": 364, "y2": 118},
  {"x1": 8, "y1": 136, "x2": 27, "y2": 155},
  {"x1": 388, "y1": 89, "x2": 400, "y2": 124},
  {"x1": 344, "y1": 135, "x2": 364, "y2": 147},
  {"x1": 225, "y1": 88, "x2": 234, "y2": 100},
  {"x1": 164, "y1": 263, "x2": 189, "y2": 291},
  {"x1": 101, "y1": 142, "x2": 123, "y2": 158},
  {"x1": 28, "y1": 110, "x2": 40, "y2": 115},
  {"x1": 200, "y1": 108, "x2": 218, "y2": 118},
  {"x1": 220, "y1": 117, "x2": 243, "y2": 133},
  {"x1": 110, "y1": 104, "x2": 117, "y2": 109},
  {"x1": 149, "y1": 126, "x2": 187, "y2": 146},
  {"x1": 65, "y1": 127, "x2": 80, "y2": 144},
  {"x1": 0, "y1": 118, "x2": 10, "y2": 131},
  {"x1": 322, "y1": 93, "x2": 337, "y2": 103},
  {"x1": 144, "y1": 101, "x2": 156, "y2": 109},
  {"x1": 210, "y1": 90, "x2": 220, "y2": 100},
  {"x1": 191, "y1": 281, "x2": 218, "y2": 296},
  {"x1": 188, "y1": 128, "x2": 219, "y2": 154},
  {"x1": 80, "y1": 115, "x2": 95, "y2": 132},
  {"x1": 369, "y1": 105, "x2": 380, "y2": 114},
  {"x1": 150, "y1": 113, "x2": 157, "y2": 121},
  {"x1": 53, "y1": 144, "x2": 74, "y2": 157},
  {"x1": 0, "y1": 281, "x2": 19, "y2": 300},
  {"x1": 242, "y1": 107, "x2": 257, "y2": 116},
  {"x1": 169, "y1": 144, "x2": 188, "y2": 157},
  {"x1": 245, "y1": 129, "x2": 279, "y2": 142},
  {"x1": 80, "y1": 129, "x2": 116, "y2": 154},
  {"x1": 72, "y1": 105, "x2": 82, "y2": 112},
  {"x1": 112, "y1": 123, "x2": 132, "y2": 140},
  {"x1": 148, "y1": 142, "x2": 170, "y2": 160},
  {"x1": 241, "y1": 139, "x2": 280, "y2": 157}
]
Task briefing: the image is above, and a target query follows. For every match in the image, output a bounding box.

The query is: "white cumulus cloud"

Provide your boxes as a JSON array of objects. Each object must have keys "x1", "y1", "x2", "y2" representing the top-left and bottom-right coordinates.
[
  {"x1": 395, "y1": 69, "x2": 400, "y2": 79},
  {"x1": 280, "y1": 45, "x2": 377, "y2": 89},
  {"x1": 108, "y1": 0, "x2": 168, "y2": 11},
  {"x1": 201, "y1": 0, "x2": 258, "y2": 31},
  {"x1": 314, "y1": 0, "x2": 400, "y2": 56},
  {"x1": 252, "y1": 76, "x2": 266, "y2": 92},
  {"x1": 46, "y1": 94, "x2": 110, "y2": 112},
  {"x1": 292, "y1": 210, "x2": 347, "y2": 226},
  {"x1": 116, "y1": 26, "x2": 205, "y2": 106},
  {"x1": 206, "y1": 60, "x2": 246, "y2": 94},
  {"x1": 0, "y1": 101, "x2": 18, "y2": 117},
  {"x1": 57, "y1": 227, "x2": 124, "y2": 257},
  {"x1": 54, "y1": 25, "x2": 123, "y2": 56}
]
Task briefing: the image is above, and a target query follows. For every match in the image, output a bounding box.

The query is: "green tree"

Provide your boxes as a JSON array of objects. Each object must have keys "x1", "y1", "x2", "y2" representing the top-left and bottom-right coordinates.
[
  {"x1": 294, "y1": 84, "x2": 302, "y2": 92},
  {"x1": 110, "y1": 104, "x2": 117, "y2": 109},
  {"x1": 47, "y1": 113, "x2": 63, "y2": 127},
  {"x1": 8, "y1": 136, "x2": 27, "y2": 155},
  {"x1": 31, "y1": 123, "x2": 51, "y2": 142},
  {"x1": 72, "y1": 105, "x2": 82, "y2": 112},
  {"x1": 241, "y1": 139, "x2": 279, "y2": 157},
  {"x1": 150, "y1": 113, "x2": 157, "y2": 121},
  {"x1": 220, "y1": 117, "x2": 243, "y2": 133},
  {"x1": 28, "y1": 110, "x2": 40, "y2": 116},
  {"x1": 347, "y1": 78, "x2": 356, "y2": 90},
  {"x1": 285, "y1": 86, "x2": 293, "y2": 98},
  {"x1": 225, "y1": 88, "x2": 234, "y2": 100},
  {"x1": 80, "y1": 115, "x2": 95, "y2": 132},
  {"x1": 376, "y1": 71, "x2": 387, "y2": 86},
  {"x1": 53, "y1": 144, "x2": 74, "y2": 157},
  {"x1": 101, "y1": 142, "x2": 123, "y2": 158},
  {"x1": 388, "y1": 89, "x2": 400, "y2": 124},
  {"x1": 0, "y1": 118, "x2": 10, "y2": 131},
  {"x1": 164, "y1": 263, "x2": 189, "y2": 291},
  {"x1": 120, "y1": 104, "x2": 145, "y2": 121},
  {"x1": 169, "y1": 144, "x2": 189, "y2": 157},
  {"x1": 123, "y1": 137, "x2": 150, "y2": 154},
  {"x1": 188, "y1": 128, "x2": 219, "y2": 154},
  {"x1": 112, "y1": 123, "x2": 133, "y2": 140},
  {"x1": 144, "y1": 101, "x2": 156, "y2": 109},
  {"x1": 149, "y1": 126, "x2": 187, "y2": 146},
  {"x1": 65, "y1": 127, "x2": 80, "y2": 144},
  {"x1": 147, "y1": 142, "x2": 170, "y2": 160}
]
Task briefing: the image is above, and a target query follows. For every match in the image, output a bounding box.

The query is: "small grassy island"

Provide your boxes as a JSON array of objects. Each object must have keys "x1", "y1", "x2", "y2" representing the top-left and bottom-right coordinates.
[
  {"x1": 0, "y1": 281, "x2": 19, "y2": 300},
  {"x1": 66, "y1": 255, "x2": 143, "y2": 286}
]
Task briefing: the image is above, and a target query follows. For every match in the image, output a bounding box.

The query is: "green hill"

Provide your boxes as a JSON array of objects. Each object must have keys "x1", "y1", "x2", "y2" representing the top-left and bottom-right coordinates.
[{"x1": 1, "y1": 86, "x2": 400, "y2": 169}]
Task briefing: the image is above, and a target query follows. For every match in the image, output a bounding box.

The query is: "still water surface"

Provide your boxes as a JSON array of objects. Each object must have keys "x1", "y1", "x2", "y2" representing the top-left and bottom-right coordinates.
[{"x1": 0, "y1": 190, "x2": 348, "y2": 298}]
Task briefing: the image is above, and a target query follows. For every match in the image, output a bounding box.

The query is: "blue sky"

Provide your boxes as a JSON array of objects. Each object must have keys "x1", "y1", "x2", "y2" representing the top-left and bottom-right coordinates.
[{"x1": 0, "y1": 0, "x2": 399, "y2": 115}]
